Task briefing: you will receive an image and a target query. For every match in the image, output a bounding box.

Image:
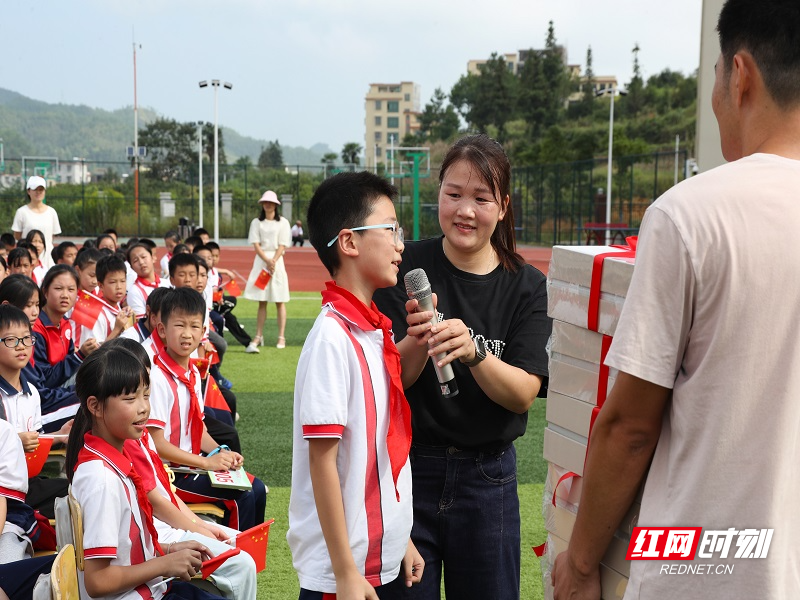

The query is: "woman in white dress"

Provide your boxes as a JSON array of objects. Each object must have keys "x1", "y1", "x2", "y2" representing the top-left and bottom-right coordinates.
[
  {"x1": 12, "y1": 176, "x2": 61, "y2": 270},
  {"x1": 243, "y1": 190, "x2": 291, "y2": 352}
]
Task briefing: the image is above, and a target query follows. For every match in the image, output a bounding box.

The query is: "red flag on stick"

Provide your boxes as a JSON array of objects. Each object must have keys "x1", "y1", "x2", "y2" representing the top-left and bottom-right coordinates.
[
  {"x1": 224, "y1": 279, "x2": 242, "y2": 297},
  {"x1": 254, "y1": 270, "x2": 271, "y2": 290},
  {"x1": 200, "y1": 547, "x2": 241, "y2": 579},
  {"x1": 25, "y1": 437, "x2": 53, "y2": 478},
  {"x1": 72, "y1": 291, "x2": 106, "y2": 329},
  {"x1": 192, "y1": 357, "x2": 211, "y2": 379},
  {"x1": 236, "y1": 519, "x2": 275, "y2": 572},
  {"x1": 204, "y1": 377, "x2": 230, "y2": 412}
]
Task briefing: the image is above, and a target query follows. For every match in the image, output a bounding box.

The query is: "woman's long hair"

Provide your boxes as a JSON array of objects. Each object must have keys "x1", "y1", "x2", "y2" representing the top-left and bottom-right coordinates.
[
  {"x1": 65, "y1": 344, "x2": 150, "y2": 481},
  {"x1": 439, "y1": 134, "x2": 524, "y2": 272}
]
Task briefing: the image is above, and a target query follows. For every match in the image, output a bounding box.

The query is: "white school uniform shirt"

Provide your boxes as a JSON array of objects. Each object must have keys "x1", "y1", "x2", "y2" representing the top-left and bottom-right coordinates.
[
  {"x1": 0, "y1": 417, "x2": 29, "y2": 538},
  {"x1": 126, "y1": 276, "x2": 168, "y2": 319},
  {"x1": 208, "y1": 267, "x2": 221, "y2": 289},
  {"x1": 79, "y1": 305, "x2": 118, "y2": 345},
  {"x1": 32, "y1": 262, "x2": 46, "y2": 286},
  {"x1": 0, "y1": 373, "x2": 42, "y2": 434},
  {"x1": 287, "y1": 305, "x2": 412, "y2": 593},
  {"x1": 72, "y1": 433, "x2": 167, "y2": 600},
  {"x1": 147, "y1": 359, "x2": 204, "y2": 453},
  {"x1": 159, "y1": 253, "x2": 171, "y2": 279}
]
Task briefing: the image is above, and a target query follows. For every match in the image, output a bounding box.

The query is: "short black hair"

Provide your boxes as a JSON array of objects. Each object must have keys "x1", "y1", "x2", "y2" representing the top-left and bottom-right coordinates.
[
  {"x1": 96, "y1": 233, "x2": 116, "y2": 248},
  {"x1": 7, "y1": 247, "x2": 32, "y2": 269},
  {"x1": 718, "y1": 0, "x2": 800, "y2": 108},
  {"x1": 96, "y1": 254, "x2": 127, "y2": 284},
  {"x1": 164, "y1": 230, "x2": 181, "y2": 243},
  {"x1": 193, "y1": 244, "x2": 211, "y2": 255},
  {"x1": 172, "y1": 244, "x2": 190, "y2": 255},
  {"x1": 183, "y1": 235, "x2": 203, "y2": 250},
  {"x1": 193, "y1": 228, "x2": 210, "y2": 237},
  {"x1": 0, "y1": 274, "x2": 41, "y2": 309},
  {"x1": 103, "y1": 228, "x2": 118, "y2": 237},
  {"x1": 51, "y1": 241, "x2": 78, "y2": 264},
  {"x1": 146, "y1": 287, "x2": 171, "y2": 315},
  {"x1": 17, "y1": 240, "x2": 37, "y2": 259},
  {"x1": 75, "y1": 247, "x2": 103, "y2": 270},
  {"x1": 0, "y1": 256, "x2": 7, "y2": 271},
  {"x1": 168, "y1": 252, "x2": 199, "y2": 277},
  {"x1": 0, "y1": 304, "x2": 32, "y2": 333},
  {"x1": 82, "y1": 238, "x2": 96, "y2": 250},
  {"x1": 0, "y1": 233, "x2": 16, "y2": 249},
  {"x1": 205, "y1": 241, "x2": 220, "y2": 252},
  {"x1": 138, "y1": 238, "x2": 157, "y2": 251},
  {"x1": 160, "y1": 287, "x2": 206, "y2": 325},
  {"x1": 126, "y1": 243, "x2": 153, "y2": 263},
  {"x1": 307, "y1": 171, "x2": 398, "y2": 275}
]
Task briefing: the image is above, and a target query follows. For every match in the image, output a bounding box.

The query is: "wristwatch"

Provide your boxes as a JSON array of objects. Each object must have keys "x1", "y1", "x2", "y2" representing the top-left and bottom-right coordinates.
[{"x1": 463, "y1": 337, "x2": 487, "y2": 368}]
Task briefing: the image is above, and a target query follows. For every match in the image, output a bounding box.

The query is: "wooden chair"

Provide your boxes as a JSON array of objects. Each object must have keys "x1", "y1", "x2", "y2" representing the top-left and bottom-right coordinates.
[
  {"x1": 67, "y1": 491, "x2": 85, "y2": 571},
  {"x1": 50, "y1": 544, "x2": 79, "y2": 600}
]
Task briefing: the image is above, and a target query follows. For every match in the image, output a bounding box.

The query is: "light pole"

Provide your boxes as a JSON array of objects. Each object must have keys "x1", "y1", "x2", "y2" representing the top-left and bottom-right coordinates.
[
  {"x1": 196, "y1": 121, "x2": 206, "y2": 228},
  {"x1": 199, "y1": 80, "x2": 232, "y2": 242},
  {"x1": 597, "y1": 85, "x2": 627, "y2": 245}
]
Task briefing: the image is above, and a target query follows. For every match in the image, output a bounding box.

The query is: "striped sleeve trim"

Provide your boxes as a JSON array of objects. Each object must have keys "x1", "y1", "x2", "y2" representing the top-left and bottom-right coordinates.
[
  {"x1": 303, "y1": 424, "x2": 345, "y2": 439},
  {"x1": 146, "y1": 418, "x2": 166, "y2": 429},
  {"x1": 85, "y1": 547, "x2": 118, "y2": 559},
  {"x1": 0, "y1": 486, "x2": 25, "y2": 502}
]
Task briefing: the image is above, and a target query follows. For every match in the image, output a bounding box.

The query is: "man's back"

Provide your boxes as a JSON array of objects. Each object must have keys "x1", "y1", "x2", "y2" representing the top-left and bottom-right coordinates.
[{"x1": 607, "y1": 153, "x2": 800, "y2": 598}]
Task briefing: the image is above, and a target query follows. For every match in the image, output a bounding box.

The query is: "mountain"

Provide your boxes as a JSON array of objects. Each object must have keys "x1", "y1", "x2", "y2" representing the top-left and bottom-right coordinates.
[{"x1": 0, "y1": 87, "x2": 331, "y2": 165}]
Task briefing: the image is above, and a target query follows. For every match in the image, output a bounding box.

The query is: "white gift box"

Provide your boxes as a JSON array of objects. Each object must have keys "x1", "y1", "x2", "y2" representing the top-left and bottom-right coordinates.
[
  {"x1": 543, "y1": 425, "x2": 589, "y2": 476},
  {"x1": 546, "y1": 391, "x2": 596, "y2": 439},
  {"x1": 547, "y1": 245, "x2": 636, "y2": 336},
  {"x1": 548, "y1": 356, "x2": 618, "y2": 406}
]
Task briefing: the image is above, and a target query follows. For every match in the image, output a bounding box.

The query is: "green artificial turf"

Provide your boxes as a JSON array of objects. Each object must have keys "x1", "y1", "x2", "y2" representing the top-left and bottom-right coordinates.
[{"x1": 223, "y1": 293, "x2": 548, "y2": 599}]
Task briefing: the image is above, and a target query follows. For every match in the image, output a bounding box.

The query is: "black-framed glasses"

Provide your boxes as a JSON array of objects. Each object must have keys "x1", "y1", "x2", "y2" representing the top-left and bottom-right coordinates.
[
  {"x1": 0, "y1": 335, "x2": 35, "y2": 349},
  {"x1": 327, "y1": 222, "x2": 404, "y2": 248}
]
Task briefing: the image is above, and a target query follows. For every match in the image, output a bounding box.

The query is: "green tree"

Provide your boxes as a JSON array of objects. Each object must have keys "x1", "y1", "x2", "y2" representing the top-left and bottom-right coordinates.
[
  {"x1": 541, "y1": 21, "x2": 569, "y2": 129},
  {"x1": 258, "y1": 140, "x2": 284, "y2": 169},
  {"x1": 137, "y1": 118, "x2": 197, "y2": 181},
  {"x1": 578, "y1": 46, "x2": 596, "y2": 118},
  {"x1": 341, "y1": 142, "x2": 362, "y2": 165},
  {"x1": 418, "y1": 88, "x2": 460, "y2": 141},
  {"x1": 624, "y1": 44, "x2": 645, "y2": 117},
  {"x1": 517, "y1": 50, "x2": 548, "y2": 136},
  {"x1": 321, "y1": 152, "x2": 338, "y2": 166}
]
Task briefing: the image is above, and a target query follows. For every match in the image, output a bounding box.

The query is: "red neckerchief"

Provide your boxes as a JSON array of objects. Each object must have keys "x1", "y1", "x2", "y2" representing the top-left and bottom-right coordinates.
[
  {"x1": 75, "y1": 432, "x2": 164, "y2": 556},
  {"x1": 321, "y1": 280, "x2": 411, "y2": 499},
  {"x1": 136, "y1": 275, "x2": 160, "y2": 289},
  {"x1": 153, "y1": 351, "x2": 204, "y2": 454}
]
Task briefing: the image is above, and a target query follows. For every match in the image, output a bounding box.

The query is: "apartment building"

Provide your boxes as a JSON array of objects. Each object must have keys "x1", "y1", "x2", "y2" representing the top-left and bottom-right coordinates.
[{"x1": 364, "y1": 82, "x2": 421, "y2": 169}]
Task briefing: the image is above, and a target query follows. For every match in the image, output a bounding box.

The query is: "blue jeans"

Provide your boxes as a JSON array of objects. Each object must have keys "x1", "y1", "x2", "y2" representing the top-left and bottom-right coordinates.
[{"x1": 382, "y1": 444, "x2": 521, "y2": 600}]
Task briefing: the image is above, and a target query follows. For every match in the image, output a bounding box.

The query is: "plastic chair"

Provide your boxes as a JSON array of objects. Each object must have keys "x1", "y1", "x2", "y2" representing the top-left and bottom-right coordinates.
[{"x1": 50, "y1": 544, "x2": 79, "y2": 600}]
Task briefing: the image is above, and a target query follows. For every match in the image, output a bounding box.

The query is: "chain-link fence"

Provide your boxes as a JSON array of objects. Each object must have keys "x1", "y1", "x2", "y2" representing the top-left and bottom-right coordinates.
[{"x1": 0, "y1": 151, "x2": 688, "y2": 243}]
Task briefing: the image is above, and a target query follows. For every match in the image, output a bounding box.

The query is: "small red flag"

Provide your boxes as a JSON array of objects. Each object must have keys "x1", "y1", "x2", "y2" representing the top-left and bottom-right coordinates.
[
  {"x1": 204, "y1": 377, "x2": 229, "y2": 412},
  {"x1": 212, "y1": 289, "x2": 223, "y2": 304},
  {"x1": 25, "y1": 437, "x2": 53, "y2": 478},
  {"x1": 224, "y1": 279, "x2": 242, "y2": 297},
  {"x1": 192, "y1": 357, "x2": 211, "y2": 379},
  {"x1": 254, "y1": 269, "x2": 271, "y2": 290},
  {"x1": 72, "y1": 291, "x2": 106, "y2": 329},
  {"x1": 200, "y1": 547, "x2": 241, "y2": 579},
  {"x1": 236, "y1": 519, "x2": 275, "y2": 572}
]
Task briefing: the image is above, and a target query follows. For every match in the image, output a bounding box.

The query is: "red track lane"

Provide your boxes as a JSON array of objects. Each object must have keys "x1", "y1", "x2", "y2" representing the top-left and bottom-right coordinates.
[{"x1": 213, "y1": 245, "x2": 552, "y2": 293}]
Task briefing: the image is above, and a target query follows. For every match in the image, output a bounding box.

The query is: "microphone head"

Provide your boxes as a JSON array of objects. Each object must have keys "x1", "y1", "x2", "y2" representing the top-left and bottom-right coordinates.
[{"x1": 404, "y1": 268, "x2": 432, "y2": 300}]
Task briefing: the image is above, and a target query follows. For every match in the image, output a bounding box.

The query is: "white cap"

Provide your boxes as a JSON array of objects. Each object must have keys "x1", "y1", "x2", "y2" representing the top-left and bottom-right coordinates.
[
  {"x1": 258, "y1": 190, "x2": 280, "y2": 205},
  {"x1": 26, "y1": 176, "x2": 46, "y2": 190}
]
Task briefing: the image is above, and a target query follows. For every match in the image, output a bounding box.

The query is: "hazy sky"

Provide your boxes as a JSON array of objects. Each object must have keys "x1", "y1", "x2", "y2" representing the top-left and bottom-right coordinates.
[{"x1": 3, "y1": 0, "x2": 703, "y2": 153}]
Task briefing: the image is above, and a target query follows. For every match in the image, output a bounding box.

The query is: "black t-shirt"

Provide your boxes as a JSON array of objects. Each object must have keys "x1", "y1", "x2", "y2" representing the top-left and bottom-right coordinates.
[{"x1": 373, "y1": 237, "x2": 551, "y2": 450}]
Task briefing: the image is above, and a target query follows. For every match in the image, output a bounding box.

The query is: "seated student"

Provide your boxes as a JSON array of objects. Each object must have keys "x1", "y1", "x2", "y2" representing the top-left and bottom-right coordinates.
[
  {"x1": 127, "y1": 243, "x2": 168, "y2": 320},
  {"x1": 0, "y1": 304, "x2": 70, "y2": 520},
  {"x1": 205, "y1": 242, "x2": 251, "y2": 349},
  {"x1": 183, "y1": 236, "x2": 203, "y2": 253},
  {"x1": 192, "y1": 249, "x2": 231, "y2": 390},
  {"x1": 0, "y1": 257, "x2": 7, "y2": 282},
  {"x1": 78, "y1": 254, "x2": 134, "y2": 346},
  {"x1": 172, "y1": 243, "x2": 190, "y2": 256},
  {"x1": 95, "y1": 233, "x2": 116, "y2": 252},
  {"x1": 7, "y1": 247, "x2": 33, "y2": 280},
  {"x1": 65, "y1": 344, "x2": 226, "y2": 600},
  {"x1": 24, "y1": 230, "x2": 47, "y2": 281},
  {"x1": 108, "y1": 337, "x2": 258, "y2": 600},
  {"x1": 102, "y1": 228, "x2": 118, "y2": 247},
  {"x1": 34, "y1": 266, "x2": 98, "y2": 389},
  {"x1": 121, "y1": 287, "x2": 170, "y2": 350},
  {"x1": 146, "y1": 288, "x2": 266, "y2": 531},
  {"x1": 74, "y1": 246, "x2": 102, "y2": 295},
  {"x1": 17, "y1": 242, "x2": 42, "y2": 286},
  {"x1": 161, "y1": 231, "x2": 182, "y2": 278},
  {"x1": 51, "y1": 241, "x2": 78, "y2": 266},
  {"x1": 287, "y1": 171, "x2": 422, "y2": 598},
  {"x1": 0, "y1": 276, "x2": 82, "y2": 435},
  {"x1": 0, "y1": 234, "x2": 15, "y2": 252},
  {"x1": 193, "y1": 228, "x2": 211, "y2": 246}
]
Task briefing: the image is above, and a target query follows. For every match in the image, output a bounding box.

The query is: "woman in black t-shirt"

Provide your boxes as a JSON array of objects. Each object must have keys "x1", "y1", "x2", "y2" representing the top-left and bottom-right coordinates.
[{"x1": 376, "y1": 134, "x2": 551, "y2": 600}]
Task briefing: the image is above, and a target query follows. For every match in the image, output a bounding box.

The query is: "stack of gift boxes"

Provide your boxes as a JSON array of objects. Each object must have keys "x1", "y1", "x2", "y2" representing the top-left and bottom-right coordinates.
[{"x1": 541, "y1": 244, "x2": 640, "y2": 600}]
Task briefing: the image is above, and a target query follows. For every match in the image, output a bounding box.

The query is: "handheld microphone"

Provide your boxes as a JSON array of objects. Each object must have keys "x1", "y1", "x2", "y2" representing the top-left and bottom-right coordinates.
[{"x1": 404, "y1": 268, "x2": 459, "y2": 398}]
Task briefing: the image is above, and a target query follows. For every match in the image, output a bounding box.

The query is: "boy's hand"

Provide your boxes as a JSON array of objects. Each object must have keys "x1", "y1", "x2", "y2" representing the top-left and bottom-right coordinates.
[
  {"x1": 79, "y1": 338, "x2": 99, "y2": 356},
  {"x1": 19, "y1": 431, "x2": 39, "y2": 453},
  {"x1": 204, "y1": 451, "x2": 238, "y2": 472},
  {"x1": 113, "y1": 307, "x2": 134, "y2": 332},
  {"x1": 162, "y1": 543, "x2": 209, "y2": 580},
  {"x1": 400, "y1": 540, "x2": 424, "y2": 587},
  {"x1": 336, "y1": 570, "x2": 379, "y2": 600}
]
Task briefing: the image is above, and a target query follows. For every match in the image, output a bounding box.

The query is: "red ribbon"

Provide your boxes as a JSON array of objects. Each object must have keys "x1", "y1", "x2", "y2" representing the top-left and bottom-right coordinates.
[{"x1": 586, "y1": 237, "x2": 637, "y2": 332}]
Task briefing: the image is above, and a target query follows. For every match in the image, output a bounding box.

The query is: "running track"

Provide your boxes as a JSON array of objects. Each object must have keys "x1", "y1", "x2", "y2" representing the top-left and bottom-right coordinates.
[{"x1": 217, "y1": 245, "x2": 553, "y2": 293}]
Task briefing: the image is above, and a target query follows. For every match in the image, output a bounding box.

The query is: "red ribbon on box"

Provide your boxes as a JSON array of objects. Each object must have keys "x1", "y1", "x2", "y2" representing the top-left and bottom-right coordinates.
[{"x1": 586, "y1": 237, "x2": 637, "y2": 332}]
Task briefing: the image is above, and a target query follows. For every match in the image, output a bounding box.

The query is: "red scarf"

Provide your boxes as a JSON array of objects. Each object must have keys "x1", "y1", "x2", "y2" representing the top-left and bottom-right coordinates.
[
  {"x1": 153, "y1": 351, "x2": 204, "y2": 454},
  {"x1": 135, "y1": 275, "x2": 161, "y2": 289},
  {"x1": 75, "y1": 433, "x2": 164, "y2": 557},
  {"x1": 321, "y1": 281, "x2": 411, "y2": 499}
]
